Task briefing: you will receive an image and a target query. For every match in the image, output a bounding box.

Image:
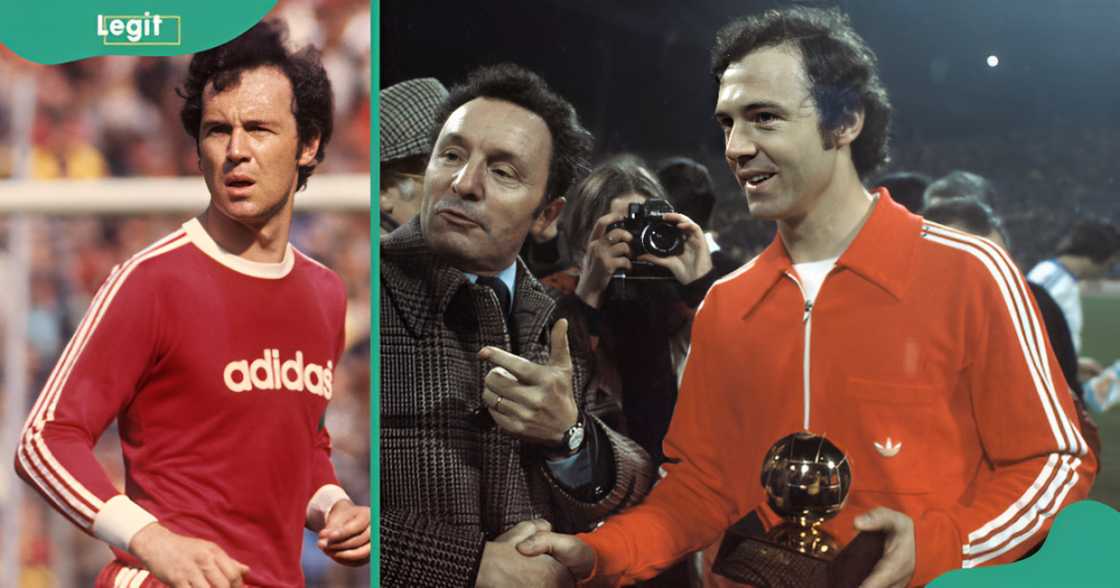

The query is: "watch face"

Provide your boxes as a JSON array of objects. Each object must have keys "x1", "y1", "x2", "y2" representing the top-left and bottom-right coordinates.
[{"x1": 567, "y1": 425, "x2": 585, "y2": 451}]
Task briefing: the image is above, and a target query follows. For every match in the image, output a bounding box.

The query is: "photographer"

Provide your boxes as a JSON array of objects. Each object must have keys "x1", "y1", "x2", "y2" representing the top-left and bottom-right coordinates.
[
  {"x1": 553, "y1": 156, "x2": 715, "y2": 586},
  {"x1": 558, "y1": 156, "x2": 715, "y2": 465}
]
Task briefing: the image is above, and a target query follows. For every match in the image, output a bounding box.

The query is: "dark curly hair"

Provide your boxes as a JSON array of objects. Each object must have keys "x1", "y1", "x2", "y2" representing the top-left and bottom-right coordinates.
[
  {"x1": 178, "y1": 20, "x2": 333, "y2": 192},
  {"x1": 711, "y1": 6, "x2": 892, "y2": 178},
  {"x1": 430, "y1": 63, "x2": 593, "y2": 206}
]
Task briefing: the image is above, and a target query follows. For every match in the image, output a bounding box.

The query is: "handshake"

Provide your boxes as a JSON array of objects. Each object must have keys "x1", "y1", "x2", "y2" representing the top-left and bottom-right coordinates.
[{"x1": 476, "y1": 520, "x2": 596, "y2": 588}]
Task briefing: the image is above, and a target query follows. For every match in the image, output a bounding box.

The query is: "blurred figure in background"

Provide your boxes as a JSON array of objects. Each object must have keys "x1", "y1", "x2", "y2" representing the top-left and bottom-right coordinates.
[
  {"x1": 1027, "y1": 219, "x2": 1120, "y2": 381},
  {"x1": 923, "y1": 169, "x2": 996, "y2": 209},
  {"x1": 559, "y1": 155, "x2": 714, "y2": 464},
  {"x1": 378, "y1": 77, "x2": 447, "y2": 235},
  {"x1": 656, "y1": 156, "x2": 739, "y2": 279},
  {"x1": 868, "y1": 169, "x2": 930, "y2": 214},
  {"x1": 557, "y1": 155, "x2": 715, "y2": 586}
]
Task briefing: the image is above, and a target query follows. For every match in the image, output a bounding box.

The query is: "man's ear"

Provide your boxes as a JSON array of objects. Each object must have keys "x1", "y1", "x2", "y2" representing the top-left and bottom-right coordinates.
[
  {"x1": 298, "y1": 132, "x2": 322, "y2": 167},
  {"x1": 530, "y1": 197, "x2": 565, "y2": 241},
  {"x1": 834, "y1": 107, "x2": 865, "y2": 148}
]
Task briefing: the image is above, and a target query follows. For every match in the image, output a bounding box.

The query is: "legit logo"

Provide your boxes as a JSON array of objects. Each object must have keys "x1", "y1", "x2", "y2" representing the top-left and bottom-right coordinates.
[{"x1": 96, "y1": 12, "x2": 181, "y2": 46}]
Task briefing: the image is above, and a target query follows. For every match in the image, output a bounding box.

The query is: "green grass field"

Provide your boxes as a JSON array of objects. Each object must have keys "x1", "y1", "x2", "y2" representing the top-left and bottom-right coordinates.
[{"x1": 1081, "y1": 294, "x2": 1120, "y2": 508}]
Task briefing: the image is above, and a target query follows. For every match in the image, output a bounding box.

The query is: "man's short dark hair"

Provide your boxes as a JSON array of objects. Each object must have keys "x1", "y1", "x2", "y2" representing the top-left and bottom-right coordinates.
[
  {"x1": 562, "y1": 155, "x2": 666, "y2": 261},
  {"x1": 923, "y1": 197, "x2": 1011, "y2": 249},
  {"x1": 431, "y1": 63, "x2": 593, "y2": 206},
  {"x1": 179, "y1": 20, "x2": 333, "y2": 192},
  {"x1": 1058, "y1": 220, "x2": 1120, "y2": 264},
  {"x1": 870, "y1": 170, "x2": 931, "y2": 214},
  {"x1": 923, "y1": 170, "x2": 996, "y2": 210},
  {"x1": 656, "y1": 157, "x2": 716, "y2": 230},
  {"x1": 710, "y1": 6, "x2": 892, "y2": 178}
]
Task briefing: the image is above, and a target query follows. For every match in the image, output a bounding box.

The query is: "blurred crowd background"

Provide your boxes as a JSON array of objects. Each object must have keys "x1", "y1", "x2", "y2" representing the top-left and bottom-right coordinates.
[
  {"x1": 0, "y1": 0, "x2": 370, "y2": 586},
  {"x1": 710, "y1": 126, "x2": 1120, "y2": 272}
]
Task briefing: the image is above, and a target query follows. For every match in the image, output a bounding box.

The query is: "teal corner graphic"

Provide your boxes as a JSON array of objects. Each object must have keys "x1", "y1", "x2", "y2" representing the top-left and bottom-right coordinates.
[
  {"x1": 0, "y1": 1, "x2": 276, "y2": 63},
  {"x1": 930, "y1": 500, "x2": 1120, "y2": 587}
]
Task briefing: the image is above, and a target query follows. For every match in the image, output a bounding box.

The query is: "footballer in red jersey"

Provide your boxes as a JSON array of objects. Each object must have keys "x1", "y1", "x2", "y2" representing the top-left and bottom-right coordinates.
[{"x1": 14, "y1": 20, "x2": 370, "y2": 588}]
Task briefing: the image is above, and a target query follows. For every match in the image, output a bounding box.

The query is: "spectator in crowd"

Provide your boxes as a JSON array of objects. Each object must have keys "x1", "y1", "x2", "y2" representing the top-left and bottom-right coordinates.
[
  {"x1": 30, "y1": 107, "x2": 108, "y2": 179},
  {"x1": 656, "y1": 156, "x2": 739, "y2": 278},
  {"x1": 1027, "y1": 219, "x2": 1120, "y2": 380},
  {"x1": 557, "y1": 155, "x2": 715, "y2": 586},
  {"x1": 379, "y1": 77, "x2": 448, "y2": 235},
  {"x1": 868, "y1": 170, "x2": 930, "y2": 213},
  {"x1": 379, "y1": 64, "x2": 653, "y2": 587},
  {"x1": 923, "y1": 170, "x2": 996, "y2": 209},
  {"x1": 888, "y1": 127, "x2": 1120, "y2": 270},
  {"x1": 560, "y1": 155, "x2": 714, "y2": 463}
]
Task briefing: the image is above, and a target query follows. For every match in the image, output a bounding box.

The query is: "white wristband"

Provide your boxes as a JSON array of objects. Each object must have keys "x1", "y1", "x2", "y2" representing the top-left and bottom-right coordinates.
[
  {"x1": 92, "y1": 495, "x2": 158, "y2": 551},
  {"x1": 306, "y1": 484, "x2": 350, "y2": 531}
]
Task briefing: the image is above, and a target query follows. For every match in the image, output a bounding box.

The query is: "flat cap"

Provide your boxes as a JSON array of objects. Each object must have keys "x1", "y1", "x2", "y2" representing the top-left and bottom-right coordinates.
[{"x1": 379, "y1": 77, "x2": 448, "y2": 163}]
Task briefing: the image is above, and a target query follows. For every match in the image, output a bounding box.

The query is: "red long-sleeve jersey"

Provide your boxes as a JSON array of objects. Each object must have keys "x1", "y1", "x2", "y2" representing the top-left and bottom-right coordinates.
[{"x1": 15, "y1": 218, "x2": 349, "y2": 587}]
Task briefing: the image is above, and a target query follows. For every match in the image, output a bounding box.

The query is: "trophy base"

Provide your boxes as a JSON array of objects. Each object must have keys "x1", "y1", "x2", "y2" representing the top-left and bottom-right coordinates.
[{"x1": 712, "y1": 512, "x2": 884, "y2": 588}]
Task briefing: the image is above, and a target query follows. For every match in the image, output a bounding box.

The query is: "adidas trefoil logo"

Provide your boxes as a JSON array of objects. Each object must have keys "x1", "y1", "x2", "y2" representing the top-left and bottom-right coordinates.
[{"x1": 874, "y1": 437, "x2": 902, "y2": 457}]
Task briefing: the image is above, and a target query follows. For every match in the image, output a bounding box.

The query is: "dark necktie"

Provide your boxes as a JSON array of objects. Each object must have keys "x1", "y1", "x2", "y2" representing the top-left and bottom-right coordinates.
[
  {"x1": 476, "y1": 276, "x2": 512, "y2": 320},
  {"x1": 473, "y1": 276, "x2": 514, "y2": 430}
]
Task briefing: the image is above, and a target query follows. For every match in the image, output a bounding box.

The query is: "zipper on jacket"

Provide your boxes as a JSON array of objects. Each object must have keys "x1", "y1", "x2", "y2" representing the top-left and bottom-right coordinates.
[{"x1": 785, "y1": 272, "x2": 813, "y2": 431}]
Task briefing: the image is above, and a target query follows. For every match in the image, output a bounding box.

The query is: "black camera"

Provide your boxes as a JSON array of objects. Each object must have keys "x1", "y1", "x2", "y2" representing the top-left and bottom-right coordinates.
[
  {"x1": 607, "y1": 198, "x2": 684, "y2": 258},
  {"x1": 605, "y1": 198, "x2": 683, "y2": 293}
]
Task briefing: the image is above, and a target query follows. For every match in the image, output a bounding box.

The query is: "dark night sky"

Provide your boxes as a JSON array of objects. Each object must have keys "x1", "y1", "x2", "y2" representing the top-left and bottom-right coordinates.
[{"x1": 380, "y1": 0, "x2": 1120, "y2": 212}]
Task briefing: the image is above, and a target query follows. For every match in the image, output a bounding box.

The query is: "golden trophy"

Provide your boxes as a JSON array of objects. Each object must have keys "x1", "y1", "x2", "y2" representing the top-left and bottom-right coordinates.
[{"x1": 712, "y1": 432, "x2": 884, "y2": 588}]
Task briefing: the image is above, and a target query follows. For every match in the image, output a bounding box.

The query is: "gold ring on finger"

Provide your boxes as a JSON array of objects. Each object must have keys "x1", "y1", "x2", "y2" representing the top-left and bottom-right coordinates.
[{"x1": 494, "y1": 395, "x2": 504, "y2": 412}]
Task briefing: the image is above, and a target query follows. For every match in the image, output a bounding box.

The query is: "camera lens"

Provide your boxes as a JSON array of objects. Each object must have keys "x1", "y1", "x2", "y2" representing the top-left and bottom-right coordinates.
[{"x1": 641, "y1": 222, "x2": 684, "y2": 257}]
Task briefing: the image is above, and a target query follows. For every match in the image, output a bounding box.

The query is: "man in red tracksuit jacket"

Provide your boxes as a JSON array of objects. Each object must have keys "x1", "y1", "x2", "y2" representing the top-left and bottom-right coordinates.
[{"x1": 516, "y1": 7, "x2": 1097, "y2": 587}]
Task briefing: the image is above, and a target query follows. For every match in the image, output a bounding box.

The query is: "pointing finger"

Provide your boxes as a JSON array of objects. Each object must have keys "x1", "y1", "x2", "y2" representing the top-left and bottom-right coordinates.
[{"x1": 478, "y1": 346, "x2": 540, "y2": 381}]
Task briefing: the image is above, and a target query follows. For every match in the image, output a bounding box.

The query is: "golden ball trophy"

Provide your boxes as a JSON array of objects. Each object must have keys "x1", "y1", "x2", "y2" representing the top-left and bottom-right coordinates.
[{"x1": 712, "y1": 432, "x2": 885, "y2": 588}]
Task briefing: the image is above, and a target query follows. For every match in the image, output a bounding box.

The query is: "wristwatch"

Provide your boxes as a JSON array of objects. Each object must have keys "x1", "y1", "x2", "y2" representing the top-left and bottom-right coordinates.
[{"x1": 553, "y1": 415, "x2": 586, "y2": 457}]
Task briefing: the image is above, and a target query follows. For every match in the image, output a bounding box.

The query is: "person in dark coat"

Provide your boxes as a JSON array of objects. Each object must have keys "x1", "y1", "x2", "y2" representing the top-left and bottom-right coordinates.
[{"x1": 380, "y1": 64, "x2": 654, "y2": 588}]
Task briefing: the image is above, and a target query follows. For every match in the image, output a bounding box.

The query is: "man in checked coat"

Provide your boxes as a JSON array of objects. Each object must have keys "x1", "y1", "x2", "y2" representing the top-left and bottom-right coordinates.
[{"x1": 380, "y1": 64, "x2": 654, "y2": 587}]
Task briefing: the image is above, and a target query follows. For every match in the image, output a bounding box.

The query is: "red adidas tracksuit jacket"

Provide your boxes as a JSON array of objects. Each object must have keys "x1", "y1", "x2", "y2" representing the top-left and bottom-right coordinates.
[{"x1": 581, "y1": 191, "x2": 1097, "y2": 586}]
